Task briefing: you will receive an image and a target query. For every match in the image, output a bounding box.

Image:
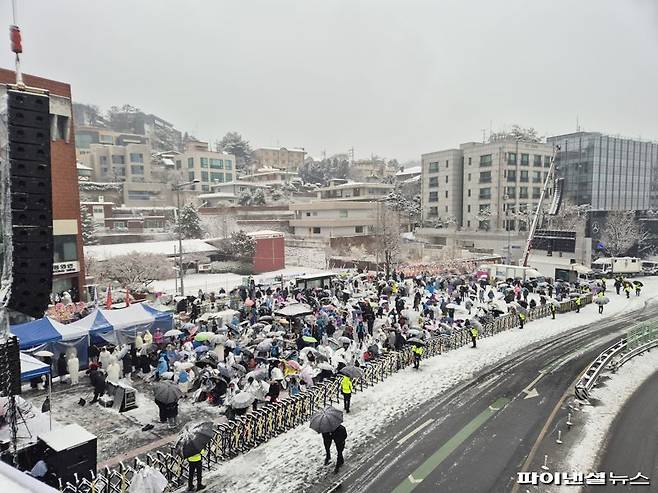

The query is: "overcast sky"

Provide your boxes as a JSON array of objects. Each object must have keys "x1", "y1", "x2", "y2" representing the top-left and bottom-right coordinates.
[{"x1": 1, "y1": 0, "x2": 657, "y2": 161}]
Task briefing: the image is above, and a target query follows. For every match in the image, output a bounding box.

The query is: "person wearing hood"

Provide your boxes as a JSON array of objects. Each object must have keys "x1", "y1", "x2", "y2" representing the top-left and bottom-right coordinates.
[
  {"x1": 245, "y1": 376, "x2": 266, "y2": 411},
  {"x1": 106, "y1": 357, "x2": 121, "y2": 383},
  {"x1": 156, "y1": 354, "x2": 169, "y2": 381},
  {"x1": 99, "y1": 347, "x2": 112, "y2": 371},
  {"x1": 67, "y1": 352, "x2": 80, "y2": 385},
  {"x1": 88, "y1": 364, "x2": 106, "y2": 404},
  {"x1": 56, "y1": 353, "x2": 67, "y2": 380}
]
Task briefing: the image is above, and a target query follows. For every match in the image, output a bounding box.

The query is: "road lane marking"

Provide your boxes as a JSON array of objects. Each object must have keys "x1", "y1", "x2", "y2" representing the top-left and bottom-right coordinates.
[
  {"x1": 397, "y1": 419, "x2": 434, "y2": 445},
  {"x1": 391, "y1": 397, "x2": 510, "y2": 493},
  {"x1": 522, "y1": 371, "x2": 547, "y2": 399}
]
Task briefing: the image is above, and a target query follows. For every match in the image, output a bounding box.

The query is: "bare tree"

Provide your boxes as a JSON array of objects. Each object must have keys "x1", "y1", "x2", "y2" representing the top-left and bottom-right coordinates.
[
  {"x1": 600, "y1": 211, "x2": 649, "y2": 257},
  {"x1": 545, "y1": 201, "x2": 590, "y2": 231},
  {"x1": 90, "y1": 253, "x2": 174, "y2": 291},
  {"x1": 372, "y1": 204, "x2": 402, "y2": 277}
]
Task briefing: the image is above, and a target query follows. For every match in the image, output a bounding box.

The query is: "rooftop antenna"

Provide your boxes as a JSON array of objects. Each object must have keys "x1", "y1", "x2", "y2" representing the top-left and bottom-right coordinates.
[
  {"x1": 10, "y1": 0, "x2": 24, "y2": 86},
  {"x1": 481, "y1": 129, "x2": 486, "y2": 143},
  {"x1": 576, "y1": 115, "x2": 580, "y2": 132}
]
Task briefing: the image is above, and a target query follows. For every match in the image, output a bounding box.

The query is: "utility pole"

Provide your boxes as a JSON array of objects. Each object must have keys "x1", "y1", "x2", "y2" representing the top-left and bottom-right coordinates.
[{"x1": 172, "y1": 179, "x2": 200, "y2": 296}]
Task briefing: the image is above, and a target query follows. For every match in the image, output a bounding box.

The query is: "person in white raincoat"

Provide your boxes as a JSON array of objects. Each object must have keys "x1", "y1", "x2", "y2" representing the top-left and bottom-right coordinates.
[
  {"x1": 67, "y1": 352, "x2": 79, "y2": 385},
  {"x1": 135, "y1": 333, "x2": 144, "y2": 350},
  {"x1": 128, "y1": 465, "x2": 167, "y2": 493},
  {"x1": 106, "y1": 357, "x2": 121, "y2": 383},
  {"x1": 143, "y1": 330, "x2": 153, "y2": 346},
  {"x1": 99, "y1": 348, "x2": 112, "y2": 371}
]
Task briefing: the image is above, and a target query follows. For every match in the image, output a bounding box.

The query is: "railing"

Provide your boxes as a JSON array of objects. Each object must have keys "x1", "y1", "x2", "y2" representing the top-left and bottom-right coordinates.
[
  {"x1": 574, "y1": 339, "x2": 627, "y2": 401},
  {"x1": 58, "y1": 294, "x2": 592, "y2": 493}
]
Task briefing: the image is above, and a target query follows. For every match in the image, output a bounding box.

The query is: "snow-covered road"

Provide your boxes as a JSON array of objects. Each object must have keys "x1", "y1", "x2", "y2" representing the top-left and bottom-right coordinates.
[{"x1": 200, "y1": 278, "x2": 658, "y2": 493}]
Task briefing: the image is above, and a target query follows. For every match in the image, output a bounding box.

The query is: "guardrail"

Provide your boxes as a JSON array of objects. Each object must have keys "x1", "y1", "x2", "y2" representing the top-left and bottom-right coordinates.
[
  {"x1": 58, "y1": 294, "x2": 591, "y2": 493},
  {"x1": 611, "y1": 339, "x2": 658, "y2": 372},
  {"x1": 574, "y1": 339, "x2": 627, "y2": 401}
]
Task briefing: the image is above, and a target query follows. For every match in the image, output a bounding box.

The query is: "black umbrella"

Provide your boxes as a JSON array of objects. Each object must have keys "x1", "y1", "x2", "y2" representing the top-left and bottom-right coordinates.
[
  {"x1": 153, "y1": 382, "x2": 183, "y2": 405},
  {"x1": 633, "y1": 281, "x2": 644, "y2": 287},
  {"x1": 176, "y1": 422, "x2": 215, "y2": 458},
  {"x1": 309, "y1": 406, "x2": 343, "y2": 434},
  {"x1": 339, "y1": 365, "x2": 364, "y2": 380}
]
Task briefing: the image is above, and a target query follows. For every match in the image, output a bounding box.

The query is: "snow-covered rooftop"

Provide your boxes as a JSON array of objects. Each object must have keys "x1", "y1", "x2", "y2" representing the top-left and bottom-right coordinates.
[
  {"x1": 85, "y1": 239, "x2": 218, "y2": 260},
  {"x1": 395, "y1": 165, "x2": 421, "y2": 176},
  {"x1": 198, "y1": 193, "x2": 237, "y2": 199},
  {"x1": 39, "y1": 423, "x2": 96, "y2": 452}
]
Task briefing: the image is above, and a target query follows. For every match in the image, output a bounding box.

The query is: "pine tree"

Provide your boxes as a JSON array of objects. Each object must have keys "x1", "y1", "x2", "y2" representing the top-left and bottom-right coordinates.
[
  {"x1": 178, "y1": 204, "x2": 204, "y2": 239},
  {"x1": 80, "y1": 204, "x2": 98, "y2": 245},
  {"x1": 217, "y1": 132, "x2": 253, "y2": 171}
]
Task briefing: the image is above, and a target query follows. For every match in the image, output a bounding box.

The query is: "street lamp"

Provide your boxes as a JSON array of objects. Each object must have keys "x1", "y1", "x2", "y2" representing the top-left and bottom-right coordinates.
[
  {"x1": 504, "y1": 193, "x2": 511, "y2": 264},
  {"x1": 172, "y1": 179, "x2": 200, "y2": 296}
]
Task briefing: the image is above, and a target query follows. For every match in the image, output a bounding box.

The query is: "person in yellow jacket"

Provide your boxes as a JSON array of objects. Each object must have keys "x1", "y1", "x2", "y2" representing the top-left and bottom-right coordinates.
[
  {"x1": 518, "y1": 311, "x2": 526, "y2": 329},
  {"x1": 186, "y1": 449, "x2": 205, "y2": 492},
  {"x1": 469, "y1": 326, "x2": 478, "y2": 348},
  {"x1": 340, "y1": 375, "x2": 353, "y2": 413},
  {"x1": 575, "y1": 296, "x2": 582, "y2": 313},
  {"x1": 412, "y1": 344, "x2": 424, "y2": 369}
]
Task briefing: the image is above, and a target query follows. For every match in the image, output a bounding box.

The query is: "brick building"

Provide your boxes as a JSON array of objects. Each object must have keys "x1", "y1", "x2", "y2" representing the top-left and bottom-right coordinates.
[{"x1": 0, "y1": 69, "x2": 86, "y2": 300}]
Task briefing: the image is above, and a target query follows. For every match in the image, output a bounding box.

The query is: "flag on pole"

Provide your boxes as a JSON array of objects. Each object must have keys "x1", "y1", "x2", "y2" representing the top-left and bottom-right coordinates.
[{"x1": 105, "y1": 285, "x2": 113, "y2": 310}]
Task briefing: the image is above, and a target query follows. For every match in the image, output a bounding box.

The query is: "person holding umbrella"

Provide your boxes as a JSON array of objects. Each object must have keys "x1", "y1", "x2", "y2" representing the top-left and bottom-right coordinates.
[
  {"x1": 176, "y1": 422, "x2": 213, "y2": 492},
  {"x1": 634, "y1": 281, "x2": 643, "y2": 296},
  {"x1": 310, "y1": 406, "x2": 348, "y2": 473}
]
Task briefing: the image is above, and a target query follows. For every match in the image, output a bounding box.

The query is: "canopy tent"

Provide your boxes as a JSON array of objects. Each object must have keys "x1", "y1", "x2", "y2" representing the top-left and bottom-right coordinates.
[
  {"x1": 67, "y1": 309, "x2": 114, "y2": 344},
  {"x1": 20, "y1": 352, "x2": 51, "y2": 381},
  {"x1": 141, "y1": 303, "x2": 174, "y2": 331},
  {"x1": 10, "y1": 318, "x2": 63, "y2": 349}
]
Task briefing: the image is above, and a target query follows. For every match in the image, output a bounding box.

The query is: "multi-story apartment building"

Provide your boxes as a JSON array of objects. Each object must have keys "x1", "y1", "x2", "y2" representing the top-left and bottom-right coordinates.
[
  {"x1": 421, "y1": 149, "x2": 464, "y2": 226},
  {"x1": 547, "y1": 132, "x2": 658, "y2": 211},
  {"x1": 421, "y1": 139, "x2": 554, "y2": 233},
  {"x1": 0, "y1": 69, "x2": 86, "y2": 300},
  {"x1": 289, "y1": 201, "x2": 380, "y2": 238},
  {"x1": 315, "y1": 181, "x2": 393, "y2": 201},
  {"x1": 253, "y1": 147, "x2": 305, "y2": 172},
  {"x1": 175, "y1": 140, "x2": 235, "y2": 192}
]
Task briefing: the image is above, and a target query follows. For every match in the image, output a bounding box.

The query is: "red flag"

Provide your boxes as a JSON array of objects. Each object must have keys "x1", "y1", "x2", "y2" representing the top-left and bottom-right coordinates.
[
  {"x1": 125, "y1": 288, "x2": 131, "y2": 307},
  {"x1": 105, "y1": 285, "x2": 112, "y2": 309}
]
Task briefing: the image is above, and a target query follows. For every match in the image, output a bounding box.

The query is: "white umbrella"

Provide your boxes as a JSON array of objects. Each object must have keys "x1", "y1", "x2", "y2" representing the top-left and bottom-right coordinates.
[
  {"x1": 164, "y1": 329, "x2": 183, "y2": 338},
  {"x1": 34, "y1": 350, "x2": 54, "y2": 358}
]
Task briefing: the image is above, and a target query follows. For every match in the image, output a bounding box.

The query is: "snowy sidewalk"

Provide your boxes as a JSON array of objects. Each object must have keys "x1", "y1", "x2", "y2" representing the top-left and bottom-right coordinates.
[{"x1": 200, "y1": 279, "x2": 658, "y2": 493}]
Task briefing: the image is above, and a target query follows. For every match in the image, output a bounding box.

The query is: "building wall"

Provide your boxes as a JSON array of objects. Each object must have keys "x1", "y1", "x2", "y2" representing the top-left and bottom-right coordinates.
[
  {"x1": 175, "y1": 142, "x2": 235, "y2": 192},
  {"x1": 0, "y1": 69, "x2": 86, "y2": 300},
  {"x1": 421, "y1": 149, "x2": 463, "y2": 226},
  {"x1": 253, "y1": 147, "x2": 305, "y2": 172},
  {"x1": 548, "y1": 132, "x2": 658, "y2": 211},
  {"x1": 252, "y1": 236, "x2": 285, "y2": 273}
]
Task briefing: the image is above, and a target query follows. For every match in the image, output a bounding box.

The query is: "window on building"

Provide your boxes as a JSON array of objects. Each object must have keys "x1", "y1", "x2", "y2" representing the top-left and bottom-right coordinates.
[
  {"x1": 429, "y1": 191, "x2": 439, "y2": 202},
  {"x1": 508, "y1": 152, "x2": 517, "y2": 165},
  {"x1": 467, "y1": 204, "x2": 471, "y2": 213},
  {"x1": 505, "y1": 219, "x2": 516, "y2": 231},
  {"x1": 479, "y1": 171, "x2": 491, "y2": 183},
  {"x1": 130, "y1": 165, "x2": 144, "y2": 175},
  {"x1": 101, "y1": 167, "x2": 109, "y2": 175},
  {"x1": 532, "y1": 171, "x2": 542, "y2": 183},
  {"x1": 312, "y1": 227, "x2": 321, "y2": 234},
  {"x1": 532, "y1": 187, "x2": 541, "y2": 199},
  {"x1": 480, "y1": 154, "x2": 492, "y2": 167},
  {"x1": 211, "y1": 172, "x2": 224, "y2": 183},
  {"x1": 130, "y1": 153, "x2": 144, "y2": 163},
  {"x1": 355, "y1": 226, "x2": 364, "y2": 233},
  {"x1": 188, "y1": 172, "x2": 195, "y2": 182},
  {"x1": 534, "y1": 155, "x2": 542, "y2": 166},
  {"x1": 176, "y1": 160, "x2": 181, "y2": 170},
  {"x1": 467, "y1": 220, "x2": 471, "y2": 228},
  {"x1": 200, "y1": 157, "x2": 209, "y2": 168},
  {"x1": 429, "y1": 162, "x2": 439, "y2": 173},
  {"x1": 187, "y1": 158, "x2": 194, "y2": 169},
  {"x1": 54, "y1": 115, "x2": 69, "y2": 140},
  {"x1": 339, "y1": 210, "x2": 348, "y2": 218},
  {"x1": 202, "y1": 185, "x2": 209, "y2": 192},
  {"x1": 507, "y1": 170, "x2": 517, "y2": 182},
  {"x1": 429, "y1": 207, "x2": 438, "y2": 217},
  {"x1": 429, "y1": 177, "x2": 439, "y2": 188},
  {"x1": 111, "y1": 155, "x2": 125, "y2": 164},
  {"x1": 225, "y1": 160, "x2": 233, "y2": 170},
  {"x1": 506, "y1": 186, "x2": 516, "y2": 198},
  {"x1": 201, "y1": 171, "x2": 209, "y2": 182},
  {"x1": 468, "y1": 189, "x2": 471, "y2": 197},
  {"x1": 468, "y1": 157, "x2": 472, "y2": 165},
  {"x1": 467, "y1": 173, "x2": 471, "y2": 181},
  {"x1": 520, "y1": 170, "x2": 529, "y2": 182},
  {"x1": 127, "y1": 190, "x2": 155, "y2": 201},
  {"x1": 445, "y1": 190, "x2": 448, "y2": 198},
  {"x1": 210, "y1": 158, "x2": 223, "y2": 169},
  {"x1": 225, "y1": 173, "x2": 233, "y2": 182},
  {"x1": 113, "y1": 167, "x2": 126, "y2": 177},
  {"x1": 545, "y1": 156, "x2": 552, "y2": 167},
  {"x1": 99, "y1": 134, "x2": 114, "y2": 144},
  {"x1": 519, "y1": 186, "x2": 528, "y2": 199},
  {"x1": 479, "y1": 188, "x2": 491, "y2": 200},
  {"x1": 445, "y1": 160, "x2": 449, "y2": 168},
  {"x1": 445, "y1": 175, "x2": 449, "y2": 183},
  {"x1": 53, "y1": 235, "x2": 78, "y2": 262},
  {"x1": 100, "y1": 156, "x2": 108, "y2": 165},
  {"x1": 520, "y1": 153, "x2": 529, "y2": 166}
]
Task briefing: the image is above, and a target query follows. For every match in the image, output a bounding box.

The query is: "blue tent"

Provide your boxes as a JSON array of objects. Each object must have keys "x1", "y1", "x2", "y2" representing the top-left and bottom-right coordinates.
[
  {"x1": 10, "y1": 318, "x2": 62, "y2": 349},
  {"x1": 141, "y1": 304, "x2": 174, "y2": 331},
  {"x1": 20, "y1": 352, "x2": 51, "y2": 381}
]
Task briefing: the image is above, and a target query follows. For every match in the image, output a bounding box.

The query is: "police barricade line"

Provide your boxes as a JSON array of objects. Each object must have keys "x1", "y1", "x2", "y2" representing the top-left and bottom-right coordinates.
[{"x1": 57, "y1": 294, "x2": 593, "y2": 493}]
